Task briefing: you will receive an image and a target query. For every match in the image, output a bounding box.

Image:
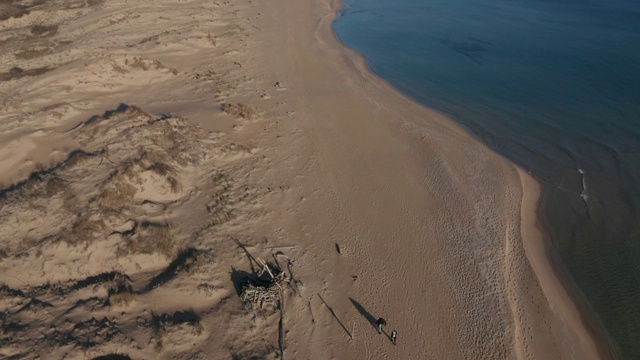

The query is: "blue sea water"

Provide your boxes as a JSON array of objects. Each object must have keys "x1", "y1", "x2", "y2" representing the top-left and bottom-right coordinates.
[{"x1": 333, "y1": 0, "x2": 640, "y2": 357}]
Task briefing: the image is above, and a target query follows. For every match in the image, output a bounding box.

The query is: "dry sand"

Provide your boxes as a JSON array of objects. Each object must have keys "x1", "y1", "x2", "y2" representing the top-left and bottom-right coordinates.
[{"x1": 0, "y1": 0, "x2": 612, "y2": 359}]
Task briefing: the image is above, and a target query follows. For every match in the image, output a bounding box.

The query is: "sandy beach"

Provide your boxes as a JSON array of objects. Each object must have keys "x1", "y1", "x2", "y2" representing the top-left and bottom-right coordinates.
[{"x1": 0, "y1": 0, "x2": 612, "y2": 358}]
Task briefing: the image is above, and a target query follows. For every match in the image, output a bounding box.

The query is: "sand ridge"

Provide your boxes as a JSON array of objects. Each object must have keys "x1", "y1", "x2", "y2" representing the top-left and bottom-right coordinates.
[{"x1": 0, "y1": 0, "x2": 611, "y2": 358}]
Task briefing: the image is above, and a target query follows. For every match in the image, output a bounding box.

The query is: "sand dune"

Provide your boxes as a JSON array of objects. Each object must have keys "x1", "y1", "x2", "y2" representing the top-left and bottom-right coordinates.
[
  {"x1": 0, "y1": 0, "x2": 611, "y2": 359},
  {"x1": 0, "y1": 104, "x2": 269, "y2": 359}
]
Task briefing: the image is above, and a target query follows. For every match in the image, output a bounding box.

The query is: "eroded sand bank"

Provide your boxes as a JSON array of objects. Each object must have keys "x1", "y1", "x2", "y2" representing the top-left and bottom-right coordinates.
[{"x1": 0, "y1": 0, "x2": 610, "y2": 358}]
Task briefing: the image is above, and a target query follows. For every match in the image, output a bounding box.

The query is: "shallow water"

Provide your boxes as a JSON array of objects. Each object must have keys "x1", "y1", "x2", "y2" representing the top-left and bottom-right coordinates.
[{"x1": 333, "y1": 0, "x2": 640, "y2": 357}]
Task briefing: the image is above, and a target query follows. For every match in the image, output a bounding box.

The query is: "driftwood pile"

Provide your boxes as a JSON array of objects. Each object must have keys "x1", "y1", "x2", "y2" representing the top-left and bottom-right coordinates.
[
  {"x1": 240, "y1": 284, "x2": 280, "y2": 310},
  {"x1": 229, "y1": 235, "x2": 298, "y2": 360},
  {"x1": 240, "y1": 257, "x2": 291, "y2": 311}
]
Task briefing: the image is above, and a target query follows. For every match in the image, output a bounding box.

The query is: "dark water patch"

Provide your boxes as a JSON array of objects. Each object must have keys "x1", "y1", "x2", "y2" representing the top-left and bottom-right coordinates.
[{"x1": 440, "y1": 37, "x2": 489, "y2": 65}]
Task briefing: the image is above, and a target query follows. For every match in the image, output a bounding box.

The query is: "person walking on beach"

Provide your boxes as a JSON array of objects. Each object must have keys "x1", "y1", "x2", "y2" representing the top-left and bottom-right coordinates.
[
  {"x1": 391, "y1": 329, "x2": 398, "y2": 345},
  {"x1": 376, "y1": 318, "x2": 387, "y2": 334}
]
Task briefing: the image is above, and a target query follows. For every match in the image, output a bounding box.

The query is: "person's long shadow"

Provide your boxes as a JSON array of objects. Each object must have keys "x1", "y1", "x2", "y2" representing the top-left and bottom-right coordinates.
[{"x1": 349, "y1": 297, "x2": 378, "y2": 332}]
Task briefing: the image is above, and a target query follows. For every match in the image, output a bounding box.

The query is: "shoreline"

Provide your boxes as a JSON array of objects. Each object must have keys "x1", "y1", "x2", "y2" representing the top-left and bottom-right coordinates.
[
  {"x1": 537, "y1": 192, "x2": 620, "y2": 358},
  {"x1": 319, "y1": 0, "x2": 614, "y2": 358},
  {"x1": 519, "y1": 170, "x2": 614, "y2": 359}
]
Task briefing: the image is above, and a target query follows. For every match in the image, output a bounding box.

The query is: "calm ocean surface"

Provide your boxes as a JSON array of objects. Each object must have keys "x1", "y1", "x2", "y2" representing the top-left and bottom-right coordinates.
[{"x1": 333, "y1": 0, "x2": 640, "y2": 357}]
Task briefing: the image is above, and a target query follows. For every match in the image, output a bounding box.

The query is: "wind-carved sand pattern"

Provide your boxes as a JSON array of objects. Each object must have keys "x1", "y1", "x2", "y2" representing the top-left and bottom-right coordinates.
[
  {"x1": 0, "y1": 105, "x2": 280, "y2": 359},
  {"x1": 0, "y1": 0, "x2": 295, "y2": 358}
]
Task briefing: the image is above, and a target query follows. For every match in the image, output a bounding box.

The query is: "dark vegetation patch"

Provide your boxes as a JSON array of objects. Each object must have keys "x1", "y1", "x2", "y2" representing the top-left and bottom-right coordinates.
[
  {"x1": 0, "y1": 318, "x2": 28, "y2": 346},
  {"x1": 145, "y1": 248, "x2": 207, "y2": 291},
  {"x1": 151, "y1": 309, "x2": 203, "y2": 350},
  {"x1": 118, "y1": 221, "x2": 174, "y2": 258},
  {"x1": 221, "y1": 102, "x2": 255, "y2": 119},
  {"x1": 14, "y1": 47, "x2": 51, "y2": 59},
  {"x1": 47, "y1": 317, "x2": 121, "y2": 349},
  {"x1": 206, "y1": 172, "x2": 235, "y2": 225},
  {"x1": 28, "y1": 282, "x2": 65, "y2": 299},
  {"x1": 72, "y1": 317, "x2": 121, "y2": 348},
  {"x1": 83, "y1": 103, "x2": 131, "y2": 126},
  {"x1": 125, "y1": 56, "x2": 165, "y2": 71},
  {"x1": 151, "y1": 309, "x2": 202, "y2": 339},
  {"x1": 70, "y1": 272, "x2": 130, "y2": 292},
  {"x1": 59, "y1": 0, "x2": 103, "y2": 10},
  {"x1": 0, "y1": 66, "x2": 51, "y2": 81},
  {"x1": 146, "y1": 161, "x2": 180, "y2": 192},
  {"x1": 106, "y1": 274, "x2": 135, "y2": 307},
  {"x1": 65, "y1": 216, "x2": 106, "y2": 245},
  {"x1": 63, "y1": 273, "x2": 134, "y2": 308},
  {"x1": 0, "y1": 285, "x2": 25, "y2": 298},
  {"x1": 64, "y1": 297, "x2": 105, "y2": 315},
  {"x1": 30, "y1": 24, "x2": 57, "y2": 36},
  {"x1": 14, "y1": 298, "x2": 53, "y2": 313},
  {"x1": 0, "y1": 1, "x2": 30, "y2": 21},
  {"x1": 146, "y1": 161, "x2": 174, "y2": 177},
  {"x1": 230, "y1": 345, "x2": 278, "y2": 360},
  {"x1": 152, "y1": 309, "x2": 201, "y2": 330},
  {"x1": 0, "y1": 149, "x2": 102, "y2": 207},
  {"x1": 92, "y1": 355, "x2": 132, "y2": 360}
]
